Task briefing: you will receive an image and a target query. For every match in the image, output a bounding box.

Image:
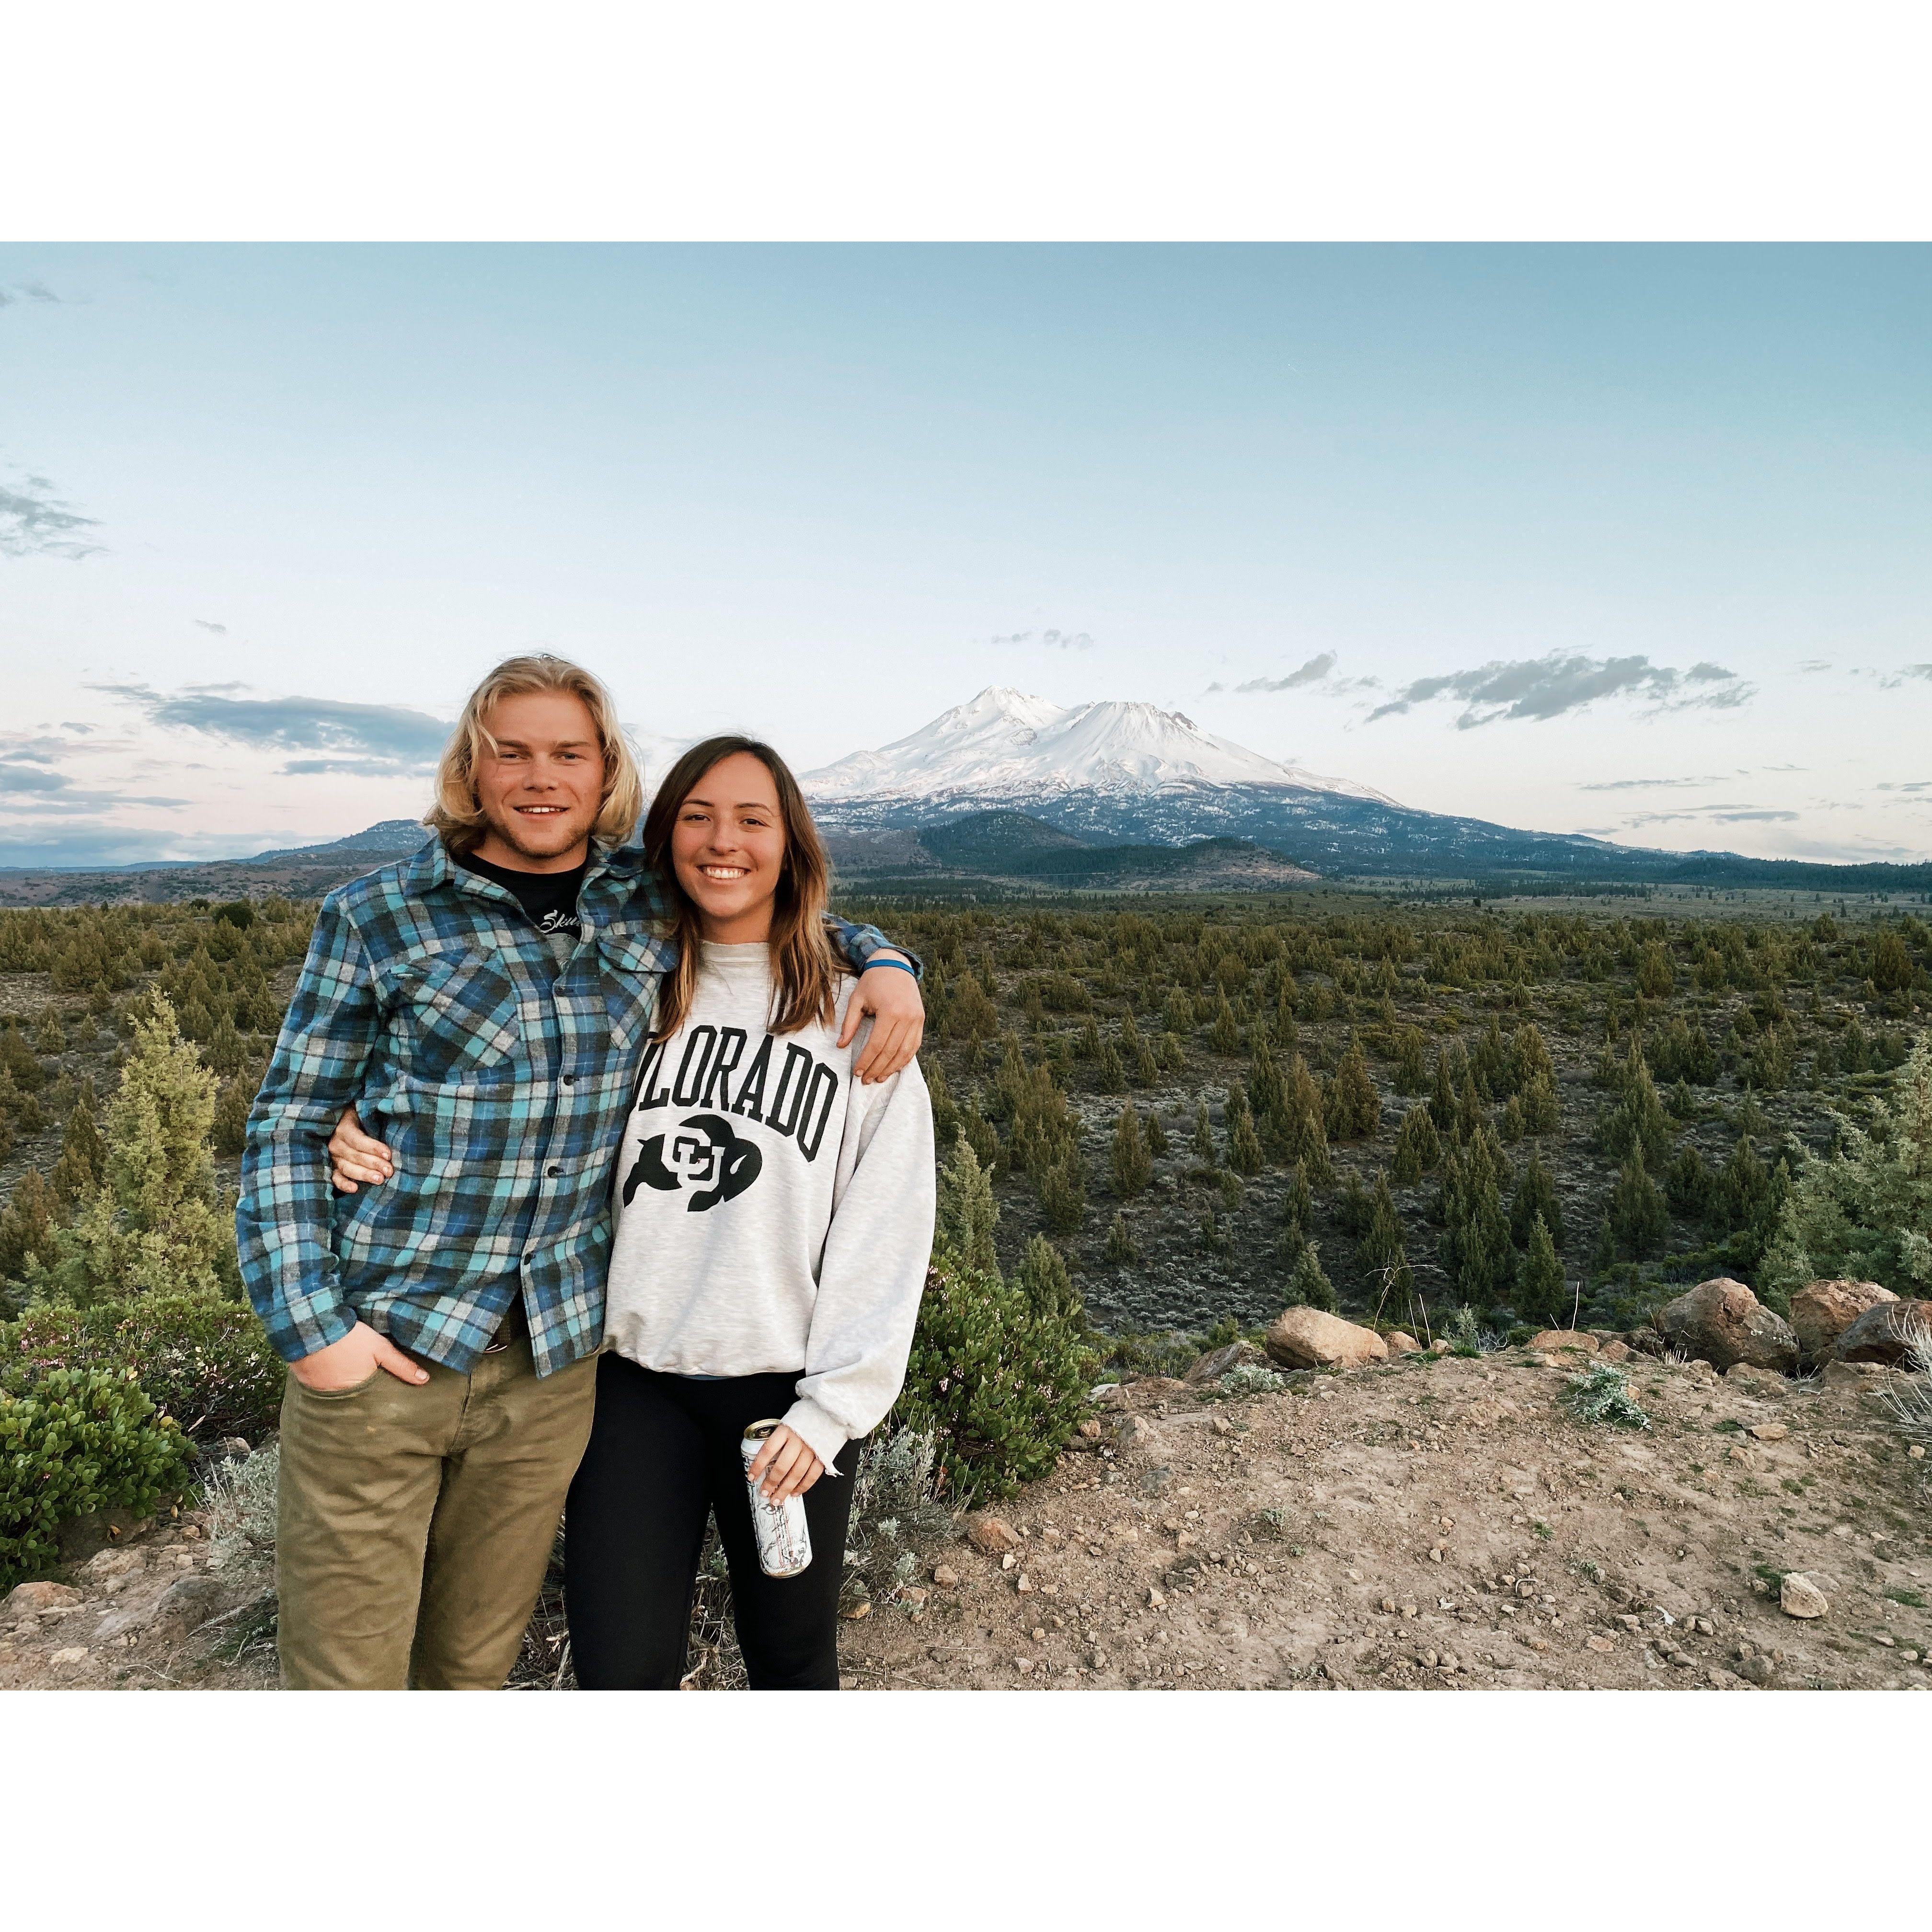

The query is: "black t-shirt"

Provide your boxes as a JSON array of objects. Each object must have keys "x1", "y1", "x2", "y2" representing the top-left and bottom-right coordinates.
[{"x1": 460, "y1": 852, "x2": 588, "y2": 942}]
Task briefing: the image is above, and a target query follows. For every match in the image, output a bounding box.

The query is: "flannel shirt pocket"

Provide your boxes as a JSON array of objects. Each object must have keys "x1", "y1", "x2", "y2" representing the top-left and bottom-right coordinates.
[{"x1": 388, "y1": 949, "x2": 524, "y2": 1083}]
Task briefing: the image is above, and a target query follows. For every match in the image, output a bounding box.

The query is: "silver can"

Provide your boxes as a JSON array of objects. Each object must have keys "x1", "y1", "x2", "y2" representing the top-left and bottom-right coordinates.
[{"x1": 742, "y1": 1419, "x2": 813, "y2": 1578}]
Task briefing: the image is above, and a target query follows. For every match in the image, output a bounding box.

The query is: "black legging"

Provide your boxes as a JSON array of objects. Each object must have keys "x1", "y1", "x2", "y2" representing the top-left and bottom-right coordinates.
[{"x1": 564, "y1": 1354, "x2": 856, "y2": 1690}]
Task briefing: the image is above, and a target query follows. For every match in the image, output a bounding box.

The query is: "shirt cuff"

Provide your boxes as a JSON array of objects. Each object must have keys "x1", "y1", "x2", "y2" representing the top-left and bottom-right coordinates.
[{"x1": 782, "y1": 1396, "x2": 850, "y2": 1478}]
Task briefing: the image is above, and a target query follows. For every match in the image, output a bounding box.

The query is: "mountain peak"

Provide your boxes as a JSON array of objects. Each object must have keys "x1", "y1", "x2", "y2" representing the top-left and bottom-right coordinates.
[{"x1": 803, "y1": 689, "x2": 1398, "y2": 805}]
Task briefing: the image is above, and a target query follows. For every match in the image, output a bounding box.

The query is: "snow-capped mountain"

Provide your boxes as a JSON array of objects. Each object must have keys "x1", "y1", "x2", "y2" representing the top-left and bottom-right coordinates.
[
  {"x1": 803, "y1": 688, "x2": 1399, "y2": 806},
  {"x1": 801, "y1": 686, "x2": 1709, "y2": 882}
]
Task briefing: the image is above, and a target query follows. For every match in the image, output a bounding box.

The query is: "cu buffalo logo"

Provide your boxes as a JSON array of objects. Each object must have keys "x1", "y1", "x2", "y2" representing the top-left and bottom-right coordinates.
[{"x1": 622, "y1": 1113, "x2": 763, "y2": 1213}]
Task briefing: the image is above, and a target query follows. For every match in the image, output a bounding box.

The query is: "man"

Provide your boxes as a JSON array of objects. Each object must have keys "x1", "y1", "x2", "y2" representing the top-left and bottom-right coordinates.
[{"x1": 238, "y1": 654, "x2": 923, "y2": 1690}]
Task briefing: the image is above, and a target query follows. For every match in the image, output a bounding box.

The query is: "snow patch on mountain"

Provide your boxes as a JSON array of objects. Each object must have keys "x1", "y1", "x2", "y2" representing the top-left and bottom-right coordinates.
[{"x1": 803, "y1": 688, "x2": 1399, "y2": 805}]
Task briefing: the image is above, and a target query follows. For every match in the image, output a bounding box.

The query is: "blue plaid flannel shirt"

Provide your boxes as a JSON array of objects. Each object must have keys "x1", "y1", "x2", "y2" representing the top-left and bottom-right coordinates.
[{"x1": 238, "y1": 835, "x2": 912, "y2": 1378}]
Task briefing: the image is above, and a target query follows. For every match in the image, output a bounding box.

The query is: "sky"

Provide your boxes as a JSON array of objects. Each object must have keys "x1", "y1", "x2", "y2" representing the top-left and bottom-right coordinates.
[{"x1": 1, "y1": 242, "x2": 1927, "y2": 869}]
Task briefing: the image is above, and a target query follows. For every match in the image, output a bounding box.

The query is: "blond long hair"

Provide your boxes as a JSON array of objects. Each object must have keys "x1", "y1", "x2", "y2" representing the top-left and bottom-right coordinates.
[
  {"x1": 425, "y1": 654, "x2": 644, "y2": 853},
  {"x1": 644, "y1": 735, "x2": 840, "y2": 1042}
]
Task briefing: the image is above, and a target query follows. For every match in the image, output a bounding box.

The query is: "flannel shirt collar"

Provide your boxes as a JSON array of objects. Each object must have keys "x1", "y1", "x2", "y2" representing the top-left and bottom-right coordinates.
[{"x1": 403, "y1": 832, "x2": 649, "y2": 920}]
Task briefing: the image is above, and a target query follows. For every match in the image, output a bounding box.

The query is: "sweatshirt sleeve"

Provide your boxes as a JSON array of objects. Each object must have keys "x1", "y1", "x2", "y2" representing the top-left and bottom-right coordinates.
[{"x1": 783, "y1": 1045, "x2": 936, "y2": 1475}]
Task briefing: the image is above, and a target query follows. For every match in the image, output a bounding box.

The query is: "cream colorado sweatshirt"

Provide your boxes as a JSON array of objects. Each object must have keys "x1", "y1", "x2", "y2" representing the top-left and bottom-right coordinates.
[{"x1": 602, "y1": 943, "x2": 936, "y2": 1473}]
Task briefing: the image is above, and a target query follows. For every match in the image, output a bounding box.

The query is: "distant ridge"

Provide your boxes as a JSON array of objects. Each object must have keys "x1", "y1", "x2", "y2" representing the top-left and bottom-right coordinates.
[{"x1": 247, "y1": 820, "x2": 431, "y2": 864}]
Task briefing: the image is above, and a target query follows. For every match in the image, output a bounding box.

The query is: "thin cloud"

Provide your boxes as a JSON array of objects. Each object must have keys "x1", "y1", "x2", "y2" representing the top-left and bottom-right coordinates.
[
  {"x1": 990, "y1": 628, "x2": 1094, "y2": 651},
  {"x1": 0, "y1": 473, "x2": 104, "y2": 560},
  {"x1": 1234, "y1": 653, "x2": 1337, "y2": 694},
  {"x1": 97, "y1": 682, "x2": 451, "y2": 774},
  {"x1": 1366, "y1": 651, "x2": 1754, "y2": 728},
  {"x1": 0, "y1": 282, "x2": 61, "y2": 308},
  {"x1": 1577, "y1": 775, "x2": 1727, "y2": 793},
  {"x1": 1621, "y1": 806, "x2": 1801, "y2": 826},
  {"x1": 1797, "y1": 659, "x2": 1832, "y2": 673},
  {"x1": 194, "y1": 619, "x2": 229, "y2": 634}
]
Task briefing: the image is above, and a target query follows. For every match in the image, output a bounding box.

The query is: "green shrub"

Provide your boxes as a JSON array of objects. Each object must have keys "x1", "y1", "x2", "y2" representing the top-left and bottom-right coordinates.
[
  {"x1": 1560, "y1": 1362, "x2": 1652, "y2": 1430},
  {"x1": 892, "y1": 1249, "x2": 1095, "y2": 1503},
  {"x1": 0, "y1": 1369, "x2": 190, "y2": 1592},
  {"x1": 4, "y1": 1294, "x2": 285, "y2": 1440}
]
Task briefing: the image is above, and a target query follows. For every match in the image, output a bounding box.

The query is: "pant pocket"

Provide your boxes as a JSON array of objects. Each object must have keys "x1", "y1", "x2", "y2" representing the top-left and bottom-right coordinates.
[{"x1": 292, "y1": 1367, "x2": 384, "y2": 1401}]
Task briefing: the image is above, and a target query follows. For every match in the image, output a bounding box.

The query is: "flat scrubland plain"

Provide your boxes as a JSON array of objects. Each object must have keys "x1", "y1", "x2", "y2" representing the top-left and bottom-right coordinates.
[{"x1": 1, "y1": 888, "x2": 1927, "y2": 1693}]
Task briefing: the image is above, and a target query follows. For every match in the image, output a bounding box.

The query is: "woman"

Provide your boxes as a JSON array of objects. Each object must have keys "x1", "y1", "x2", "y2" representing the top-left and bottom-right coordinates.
[{"x1": 335, "y1": 734, "x2": 935, "y2": 1690}]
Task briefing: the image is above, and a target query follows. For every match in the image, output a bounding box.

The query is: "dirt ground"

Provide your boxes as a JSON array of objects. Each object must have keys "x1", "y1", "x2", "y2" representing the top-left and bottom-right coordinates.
[
  {"x1": 839, "y1": 1348, "x2": 1932, "y2": 1691},
  {"x1": 5, "y1": 1348, "x2": 1927, "y2": 1692}
]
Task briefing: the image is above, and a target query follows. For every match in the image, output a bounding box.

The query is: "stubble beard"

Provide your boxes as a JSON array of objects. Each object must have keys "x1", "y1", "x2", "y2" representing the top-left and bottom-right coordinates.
[{"x1": 480, "y1": 798, "x2": 593, "y2": 866}]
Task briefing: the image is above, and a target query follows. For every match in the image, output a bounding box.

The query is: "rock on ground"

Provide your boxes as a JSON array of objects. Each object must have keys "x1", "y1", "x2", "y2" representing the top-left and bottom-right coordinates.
[
  {"x1": 1791, "y1": 1280, "x2": 1897, "y2": 1366},
  {"x1": 1265, "y1": 1308, "x2": 1388, "y2": 1371},
  {"x1": 1831, "y1": 1299, "x2": 1932, "y2": 1368},
  {"x1": 1655, "y1": 1278, "x2": 1799, "y2": 1376},
  {"x1": 1781, "y1": 1573, "x2": 1829, "y2": 1619}
]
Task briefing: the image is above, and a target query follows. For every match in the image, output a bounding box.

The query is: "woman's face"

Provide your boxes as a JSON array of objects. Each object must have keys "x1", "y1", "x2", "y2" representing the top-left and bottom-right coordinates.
[{"x1": 670, "y1": 750, "x2": 788, "y2": 941}]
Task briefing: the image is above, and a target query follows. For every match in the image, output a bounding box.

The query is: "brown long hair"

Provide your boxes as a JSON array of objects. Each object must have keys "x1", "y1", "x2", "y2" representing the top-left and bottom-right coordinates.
[
  {"x1": 426, "y1": 653, "x2": 644, "y2": 855},
  {"x1": 644, "y1": 735, "x2": 840, "y2": 1042}
]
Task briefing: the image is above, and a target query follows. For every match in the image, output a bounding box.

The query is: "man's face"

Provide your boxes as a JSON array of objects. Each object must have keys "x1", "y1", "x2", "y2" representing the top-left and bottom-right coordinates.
[{"x1": 469, "y1": 689, "x2": 606, "y2": 872}]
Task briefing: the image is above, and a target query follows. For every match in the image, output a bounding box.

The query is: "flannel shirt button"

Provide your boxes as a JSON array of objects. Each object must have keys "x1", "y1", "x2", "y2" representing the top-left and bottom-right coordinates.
[
  {"x1": 547, "y1": 1165, "x2": 561, "y2": 1177},
  {"x1": 562, "y1": 1074, "x2": 576, "y2": 1086}
]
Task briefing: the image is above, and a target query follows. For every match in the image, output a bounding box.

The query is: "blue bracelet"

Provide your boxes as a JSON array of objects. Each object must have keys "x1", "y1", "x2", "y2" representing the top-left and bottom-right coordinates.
[{"x1": 861, "y1": 957, "x2": 920, "y2": 978}]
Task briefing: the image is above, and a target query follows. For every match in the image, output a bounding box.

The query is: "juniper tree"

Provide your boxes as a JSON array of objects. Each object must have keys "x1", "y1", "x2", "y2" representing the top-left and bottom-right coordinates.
[
  {"x1": 1455, "y1": 1065, "x2": 1485, "y2": 1143},
  {"x1": 1037, "y1": 1149, "x2": 1087, "y2": 1237},
  {"x1": 1281, "y1": 1162, "x2": 1313, "y2": 1242},
  {"x1": 1355, "y1": 1171, "x2": 1413, "y2": 1308},
  {"x1": 1193, "y1": 1099, "x2": 1219, "y2": 1169},
  {"x1": 1282, "y1": 1054, "x2": 1333, "y2": 1186},
  {"x1": 1595, "y1": 1039, "x2": 1671, "y2": 1169},
  {"x1": 48, "y1": 1089, "x2": 103, "y2": 1208},
  {"x1": 1518, "y1": 1063, "x2": 1560, "y2": 1136},
  {"x1": 1104, "y1": 1211, "x2": 1139, "y2": 1266},
  {"x1": 1324, "y1": 1035, "x2": 1381, "y2": 1142},
  {"x1": 957, "y1": 1100, "x2": 1002, "y2": 1178},
  {"x1": 1508, "y1": 1150, "x2": 1565, "y2": 1252},
  {"x1": 1016, "y1": 1232, "x2": 1081, "y2": 1322},
  {"x1": 1111, "y1": 1104, "x2": 1152, "y2": 1198},
  {"x1": 40, "y1": 992, "x2": 233, "y2": 1304},
  {"x1": 1763, "y1": 1032, "x2": 1932, "y2": 1303},
  {"x1": 1144, "y1": 1108, "x2": 1170, "y2": 1160},
  {"x1": 1436, "y1": 1136, "x2": 1515, "y2": 1309},
  {"x1": 1394, "y1": 1026, "x2": 1428, "y2": 1096},
  {"x1": 1118, "y1": 1010, "x2": 1159, "y2": 1086},
  {"x1": 1471, "y1": 1016, "x2": 1510, "y2": 1100},
  {"x1": 1247, "y1": 1036, "x2": 1286, "y2": 1129},
  {"x1": 936, "y1": 1131, "x2": 1002, "y2": 1281},
  {"x1": 1636, "y1": 941, "x2": 1675, "y2": 999},
  {"x1": 1209, "y1": 996, "x2": 1241, "y2": 1056},
  {"x1": 1283, "y1": 1236, "x2": 1338, "y2": 1313},
  {"x1": 0, "y1": 1171, "x2": 59, "y2": 1286},
  {"x1": 1392, "y1": 1103, "x2": 1441, "y2": 1184},
  {"x1": 1227, "y1": 1087, "x2": 1265, "y2": 1177},
  {"x1": 1515, "y1": 1212, "x2": 1566, "y2": 1328},
  {"x1": 1608, "y1": 1147, "x2": 1667, "y2": 1259},
  {"x1": 1094, "y1": 1039, "x2": 1128, "y2": 1094},
  {"x1": 1428, "y1": 1045, "x2": 1458, "y2": 1133},
  {"x1": 1336, "y1": 1168, "x2": 1373, "y2": 1238},
  {"x1": 1666, "y1": 1143, "x2": 1712, "y2": 1218}
]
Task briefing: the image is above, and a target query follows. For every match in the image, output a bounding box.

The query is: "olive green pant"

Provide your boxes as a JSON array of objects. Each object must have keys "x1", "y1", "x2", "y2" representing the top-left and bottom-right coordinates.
[{"x1": 275, "y1": 1338, "x2": 598, "y2": 1690}]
